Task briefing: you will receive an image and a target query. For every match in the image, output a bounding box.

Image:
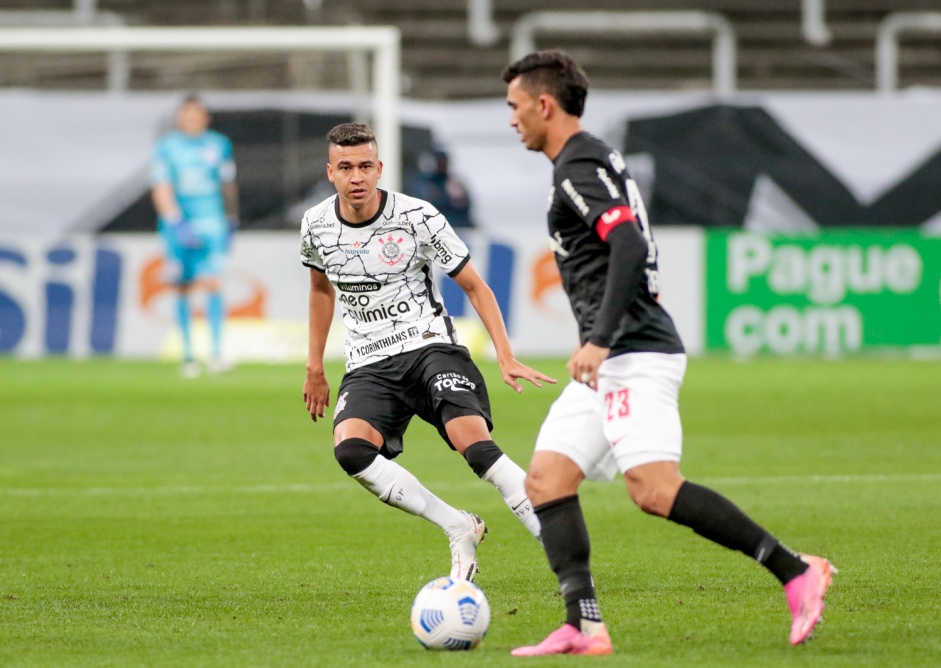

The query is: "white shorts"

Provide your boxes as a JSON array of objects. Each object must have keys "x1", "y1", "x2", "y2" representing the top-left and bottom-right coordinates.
[{"x1": 534, "y1": 352, "x2": 686, "y2": 481}]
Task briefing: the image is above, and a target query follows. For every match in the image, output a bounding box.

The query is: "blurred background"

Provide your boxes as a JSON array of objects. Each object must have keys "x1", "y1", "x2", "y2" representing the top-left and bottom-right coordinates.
[{"x1": 1, "y1": 0, "x2": 939, "y2": 362}]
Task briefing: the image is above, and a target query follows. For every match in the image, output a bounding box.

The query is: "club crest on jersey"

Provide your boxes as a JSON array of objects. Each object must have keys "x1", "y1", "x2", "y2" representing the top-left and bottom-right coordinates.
[
  {"x1": 201, "y1": 145, "x2": 221, "y2": 165},
  {"x1": 378, "y1": 234, "x2": 406, "y2": 265}
]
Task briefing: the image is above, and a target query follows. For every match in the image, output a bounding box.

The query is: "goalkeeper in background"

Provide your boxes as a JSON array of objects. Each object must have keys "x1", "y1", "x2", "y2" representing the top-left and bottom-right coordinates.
[{"x1": 151, "y1": 95, "x2": 239, "y2": 377}]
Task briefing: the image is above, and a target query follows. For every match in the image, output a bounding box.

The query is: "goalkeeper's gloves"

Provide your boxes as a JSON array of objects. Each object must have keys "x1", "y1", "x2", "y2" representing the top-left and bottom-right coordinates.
[
  {"x1": 226, "y1": 217, "x2": 239, "y2": 250},
  {"x1": 165, "y1": 214, "x2": 199, "y2": 248}
]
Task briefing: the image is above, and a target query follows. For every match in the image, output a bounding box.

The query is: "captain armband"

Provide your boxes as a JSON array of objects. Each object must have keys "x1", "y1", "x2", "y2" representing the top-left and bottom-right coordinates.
[{"x1": 594, "y1": 205, "x2": 636, "y2": 242}]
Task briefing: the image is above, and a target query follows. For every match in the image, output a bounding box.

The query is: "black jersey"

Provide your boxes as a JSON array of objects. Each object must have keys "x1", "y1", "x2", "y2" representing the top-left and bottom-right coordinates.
[{"x1": 548, "y1": 132, "x2": 684, "y2": 356}]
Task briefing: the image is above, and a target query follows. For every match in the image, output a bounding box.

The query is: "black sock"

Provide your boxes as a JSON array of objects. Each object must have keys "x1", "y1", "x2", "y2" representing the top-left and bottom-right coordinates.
[
  {"x1": 667, "y1": 481, "x2": 808, "y2": 584},
  {"x1": 462, "y1": 440, "x2": 504, "y2": 478},
  {"x1": 763, "y1": 543, "x2": 809, "y2": 584},
  {"x1": 535, "y1": 495, "x2": 602, "y2": 628}
]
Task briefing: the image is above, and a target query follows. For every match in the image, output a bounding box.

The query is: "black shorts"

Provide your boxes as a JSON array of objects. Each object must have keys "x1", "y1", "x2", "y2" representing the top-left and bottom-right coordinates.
[{"x1": 333, "y1": 344, "x2": 493, "y2": 457}]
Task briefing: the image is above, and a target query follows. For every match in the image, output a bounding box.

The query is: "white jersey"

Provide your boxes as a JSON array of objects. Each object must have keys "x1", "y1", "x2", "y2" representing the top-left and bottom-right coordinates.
[{"x1": 300, "y1": 189, "x2": 471, "y2": 371}]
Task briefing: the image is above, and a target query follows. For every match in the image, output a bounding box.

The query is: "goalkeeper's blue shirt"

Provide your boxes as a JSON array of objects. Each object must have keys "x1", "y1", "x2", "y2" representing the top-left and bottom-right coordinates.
[{"x1": 151, "y1": 129, "x2": 236, "y2": 237}]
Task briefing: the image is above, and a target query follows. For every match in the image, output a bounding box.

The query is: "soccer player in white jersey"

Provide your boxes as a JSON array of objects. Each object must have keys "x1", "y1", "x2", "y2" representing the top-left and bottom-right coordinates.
[
  {"x1": 300, "y1": 123, "x2": 555, "y2": 582},
  {"x1": 502, "y1": 51, "x2": 835, "y2": 656}
]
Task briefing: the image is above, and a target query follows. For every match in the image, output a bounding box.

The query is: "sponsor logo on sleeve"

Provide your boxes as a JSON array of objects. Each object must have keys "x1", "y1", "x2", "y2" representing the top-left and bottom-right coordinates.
[
  {"x1": 561, "y1": 179, "x2": 590, "y2": 217},
  {"x1": 429, "y1": 235, "x2": 454, "y2": 265},
  {"x1": 596, "y1": 167, "x2": 621, "y2": 198}
]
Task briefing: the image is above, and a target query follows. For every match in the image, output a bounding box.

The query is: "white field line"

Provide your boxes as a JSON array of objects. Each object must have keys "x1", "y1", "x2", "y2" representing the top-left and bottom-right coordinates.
[
  {"x1": 702, "y1": 473, "x2": 941, "y2": 486},
  {"x1": 1, "y1": 473, "x2": 940, "y2": 497},
  {"x1": 0, "y1": 482, "x2": 352, "y2": 497}
]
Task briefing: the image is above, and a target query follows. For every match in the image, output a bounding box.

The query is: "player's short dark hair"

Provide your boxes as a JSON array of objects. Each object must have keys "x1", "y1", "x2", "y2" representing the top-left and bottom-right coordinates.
[
  {"x1": 501, "y1": 49, "x2": 589, "y2": 118},
  {"x1": 180, "y1": 93, "x2": 205, "y2": 109},
  {"x1": 327, "y1": 122, "x2": 377, "y2": 149}
]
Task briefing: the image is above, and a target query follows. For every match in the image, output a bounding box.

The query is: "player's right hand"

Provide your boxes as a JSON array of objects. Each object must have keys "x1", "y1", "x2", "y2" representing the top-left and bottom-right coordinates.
[
  {"x1": 497, "y1": 357, "x2": 557, "y2": 394},
  {"x1": 567, "y1": 342, "x2": 610, "y2": 391},
  {"x1": 303, "y1": 368, "x2": 331, "y2": 422},
  {"x1": 174, "y1": 220, "x2": 201, "y2": 248}
]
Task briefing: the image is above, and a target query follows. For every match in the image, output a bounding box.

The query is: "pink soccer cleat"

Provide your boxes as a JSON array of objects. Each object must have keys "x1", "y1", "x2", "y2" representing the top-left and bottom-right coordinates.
[
  {"x1": 511, "y1": 623, "x2": 612, "y2": 657},
  {"x1": 570, "y1": 624, "x2": 613, "y2": 655},
  {"x1": 784, "y1": 554, "x2": 836, "y2": 645},
  {"x1": 511, "y1": 624, "x2": 581, "y2": 657}
]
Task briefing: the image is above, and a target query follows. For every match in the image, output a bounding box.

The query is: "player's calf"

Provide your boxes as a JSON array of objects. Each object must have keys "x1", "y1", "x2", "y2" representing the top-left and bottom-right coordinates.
[{"x1": 464, "y1": 440, "x2": 541, "y2": 539}]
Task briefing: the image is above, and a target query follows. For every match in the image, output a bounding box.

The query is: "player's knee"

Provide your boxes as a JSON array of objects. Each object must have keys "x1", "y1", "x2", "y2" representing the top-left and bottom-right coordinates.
[
  {"x1": 525, "y1": 455, "x2": 582, "y2": 505},
  {"x1": 523, "y1": 472, "x2": 539, "y2": 500},
  {"x1": 334, "y1": 438, "x2": 380, "y2": 476},
  {"x1": 625, "y1": 476, "x2": 672, "y2": 517},
  {"x1": 626, "y1": 462, "x2": 684, "y2": 517},
  {"x1": 524, "y1": 468, "x2": 557, "y2": 506}
]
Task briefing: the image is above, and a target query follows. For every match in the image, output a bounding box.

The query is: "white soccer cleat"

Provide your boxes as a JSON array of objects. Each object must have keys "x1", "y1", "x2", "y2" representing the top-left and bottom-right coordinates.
[
  {"x1": 447, "y1": 511, "x2": 487, "y2": 582},
  {"x1": 207, "y1": 358, "x2": 234, "y2": 375},
  {"x1": 180, "y1": 361, "x2": 201, "y2": 379}
]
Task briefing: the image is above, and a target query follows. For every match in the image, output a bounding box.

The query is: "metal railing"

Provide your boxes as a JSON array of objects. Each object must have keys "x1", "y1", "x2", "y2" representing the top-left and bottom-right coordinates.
[
  {"x1": 802, "y1": 0, "x2": 832, "y2": 46},
  {"x1": 876, "y1": 12, "x2": 941, "y2": 94},
  {"x1": 509, "y1": 10, "x2": 737, "y2": 97},
  {"x1": 0, "y1": 8, "x2": 130, "y2": 91},
  {"x1": 0, "y1": 26, "x2": 404, "y2": 191},
  {"x1": 468, "y1": 0, "x2": 499, "y2": 46}
]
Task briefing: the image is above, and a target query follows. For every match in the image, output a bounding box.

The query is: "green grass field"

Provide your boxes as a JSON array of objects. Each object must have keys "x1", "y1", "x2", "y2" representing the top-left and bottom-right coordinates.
[{"x1": 1, "y1": 357, "x2": 939, "y2": 667}]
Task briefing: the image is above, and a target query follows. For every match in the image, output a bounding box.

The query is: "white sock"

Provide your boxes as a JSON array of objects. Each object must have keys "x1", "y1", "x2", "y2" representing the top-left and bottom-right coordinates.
[
  {"x1": 352, "y1": 455, "x2": 466, "y2": 533},
  {"x1": 581, "y1": 618, "x2": 606, "y2": 636},
  {"x1": 483, "y1": 455, "x2": 541, "y2": 539}
]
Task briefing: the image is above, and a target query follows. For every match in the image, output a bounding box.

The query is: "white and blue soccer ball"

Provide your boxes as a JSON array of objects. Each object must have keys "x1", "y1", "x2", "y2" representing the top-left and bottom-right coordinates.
[{"x1": 410, "y1": 576, "x2": 490, "y2": 651}]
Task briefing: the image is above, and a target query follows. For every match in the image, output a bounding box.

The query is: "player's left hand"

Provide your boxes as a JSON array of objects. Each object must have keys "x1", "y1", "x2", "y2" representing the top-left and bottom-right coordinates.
[
  {"x1": 497, "y1": 357, "x2": 557, "y2": 394},
  {"x1": 567, "y1": 343, "x2": 610, "y2": 390},
  {"x1": 225, "y1": 217, "x2": 239, "y2": 250}
]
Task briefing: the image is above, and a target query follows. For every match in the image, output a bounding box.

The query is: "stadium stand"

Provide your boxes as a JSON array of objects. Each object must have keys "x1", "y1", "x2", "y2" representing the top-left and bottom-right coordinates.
[{"x1": 1, "y1": 1, "x2": 941, "y2": 96}]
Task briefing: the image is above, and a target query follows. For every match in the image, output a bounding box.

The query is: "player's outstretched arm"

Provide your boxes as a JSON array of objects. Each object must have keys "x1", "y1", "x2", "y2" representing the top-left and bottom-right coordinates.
[
  {"x1": 304, "y1": 269, "x2": 336, "y2": 422},
  {"x1": 222, "y1": 182, "x2": 240, "y2": 247},
  {"x1": 452, "y1": 261, "x2": 556, "y2": 393}
]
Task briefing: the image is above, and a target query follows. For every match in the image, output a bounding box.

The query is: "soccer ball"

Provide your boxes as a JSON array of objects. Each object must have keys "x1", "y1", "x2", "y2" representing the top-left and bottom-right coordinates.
[{"x1": 410, "y1": 576, "x2": 490, "y2": 650}]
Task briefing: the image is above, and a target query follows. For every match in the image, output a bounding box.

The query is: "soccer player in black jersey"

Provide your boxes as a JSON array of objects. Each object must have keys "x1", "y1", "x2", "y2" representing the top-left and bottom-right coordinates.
[{"x1": 501, "y1": 51, "x2": 835, "y2": 656}]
